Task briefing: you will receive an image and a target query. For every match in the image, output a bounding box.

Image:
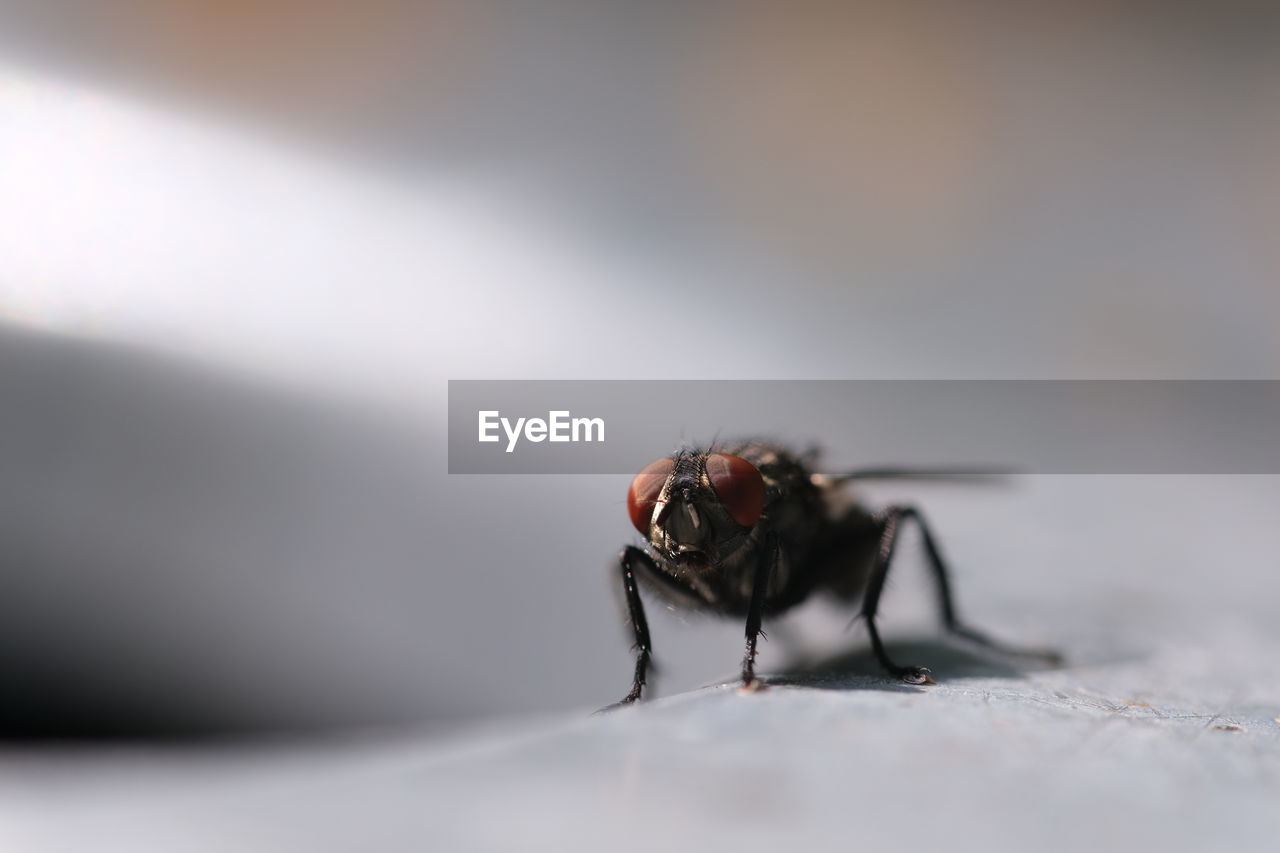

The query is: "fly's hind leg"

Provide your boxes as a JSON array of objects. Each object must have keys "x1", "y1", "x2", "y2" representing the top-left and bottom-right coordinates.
[
  {"x1": 862, "y1": 510, "x2": 935, "y2": 684},
  {"x1": 866, "y1": 506, "x2": 1060, "y2": 681},
  {"x1": 898, "y1": 505, "x2": 1062, "y2": 664}
]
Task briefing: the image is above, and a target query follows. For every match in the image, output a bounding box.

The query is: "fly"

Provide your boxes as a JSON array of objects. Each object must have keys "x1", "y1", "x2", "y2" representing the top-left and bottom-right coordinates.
[{"x1": 606, "y1": 440, "x2": 1058, "y2": 708}]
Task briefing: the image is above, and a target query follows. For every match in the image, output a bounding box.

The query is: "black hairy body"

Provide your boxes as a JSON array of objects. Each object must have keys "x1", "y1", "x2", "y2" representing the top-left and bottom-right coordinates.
[{"x1": 607, "y1": 440, "x2": 1056, "y2": 708}]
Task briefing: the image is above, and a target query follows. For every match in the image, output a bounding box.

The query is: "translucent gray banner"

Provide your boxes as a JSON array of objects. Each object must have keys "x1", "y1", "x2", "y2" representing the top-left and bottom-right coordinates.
[{"x1": 447, "y1": 380, "x2": 1280, "y2": 474}]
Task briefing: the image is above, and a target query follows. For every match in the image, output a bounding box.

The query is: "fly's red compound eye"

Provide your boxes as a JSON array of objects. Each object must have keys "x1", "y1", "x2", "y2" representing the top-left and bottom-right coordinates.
[
  {"x1": 705, "y1": 453, "x2": 765, "y2": 528},
  {"x1": 627, "y1": 457, "x2": 674, "y2": 533}
]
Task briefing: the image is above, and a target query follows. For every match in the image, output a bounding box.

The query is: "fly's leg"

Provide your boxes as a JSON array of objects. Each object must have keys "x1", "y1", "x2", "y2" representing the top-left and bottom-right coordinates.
[
  {"x1": 600, "y1": 546, "x2": 655, "y2": 711},
  {"x1": 740, "y1": 534, "x2": 778, "y2": 691},
  {"x1": 863, "y1": 511, "x2": 935, "y2": 684},
  {"x1": 895, "y1": 505, "x2": 1061, "y2": 664}
]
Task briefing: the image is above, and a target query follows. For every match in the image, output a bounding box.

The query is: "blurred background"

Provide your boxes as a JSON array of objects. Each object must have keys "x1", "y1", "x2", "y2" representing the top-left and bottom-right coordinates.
[{"x1": 1, "y1": 0, "x2": 1279, "y2": 739}]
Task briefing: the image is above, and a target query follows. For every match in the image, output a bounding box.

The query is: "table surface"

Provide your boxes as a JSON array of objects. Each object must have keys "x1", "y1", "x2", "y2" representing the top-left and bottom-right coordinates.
[{"x1": 4, "y1": 621, "x2": 1279, "y2": 853}]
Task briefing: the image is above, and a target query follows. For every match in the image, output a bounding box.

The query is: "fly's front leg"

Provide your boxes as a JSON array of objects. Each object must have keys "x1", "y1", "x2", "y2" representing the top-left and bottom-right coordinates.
[
  {"x1": 740, "y1": 533, "x2": 778, "y2": 691},
  {"x1": 601, "y1": 546, "x2": 655, "y2": 711}
]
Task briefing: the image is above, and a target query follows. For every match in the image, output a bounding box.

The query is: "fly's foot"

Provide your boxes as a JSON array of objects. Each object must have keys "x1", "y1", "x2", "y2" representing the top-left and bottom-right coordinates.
[
  {"x1": 892, "y1": 665, "x2": 935, "y2": 686},
  {"x1": 594, "y1": 695, "x2": 640, "y2": 714},
  {"x1": 950, "y1": 625, "x2": 1064, "y2": 667},
  {"x1": 737, "y1": 677, "x2": 769, "y2": 695},
  {"x1": 1018, "y1": 647, "x2": 1065, "y2": 667}
]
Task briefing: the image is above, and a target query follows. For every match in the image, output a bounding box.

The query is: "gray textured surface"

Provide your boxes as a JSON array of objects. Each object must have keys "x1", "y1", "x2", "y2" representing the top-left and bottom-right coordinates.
[{"x1": 4, "y1": 621, "x2": 1280, "y2": 852}]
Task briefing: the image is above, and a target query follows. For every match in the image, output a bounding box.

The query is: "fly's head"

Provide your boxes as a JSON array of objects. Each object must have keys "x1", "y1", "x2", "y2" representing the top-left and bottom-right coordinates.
[{"x1": 626, "y1": 448, "x2": 766, "y2": 571}]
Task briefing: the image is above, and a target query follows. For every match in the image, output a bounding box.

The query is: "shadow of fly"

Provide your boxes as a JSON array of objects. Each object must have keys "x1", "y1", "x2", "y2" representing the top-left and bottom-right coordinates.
[{"x1": 605, "y1": 440, "x2": 1058, "y2": 710}]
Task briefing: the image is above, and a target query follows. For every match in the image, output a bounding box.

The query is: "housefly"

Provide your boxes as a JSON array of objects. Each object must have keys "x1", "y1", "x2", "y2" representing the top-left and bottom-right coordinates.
[{"x1": 607, "y1": 440, "x2": 1057, "y2": 707}]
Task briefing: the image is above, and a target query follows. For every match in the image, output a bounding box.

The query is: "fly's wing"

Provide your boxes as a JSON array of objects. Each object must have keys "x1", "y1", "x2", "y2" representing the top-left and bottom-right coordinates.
[{"x1": 829, "y1": 466, "x2": 1020, "y2": 485}]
